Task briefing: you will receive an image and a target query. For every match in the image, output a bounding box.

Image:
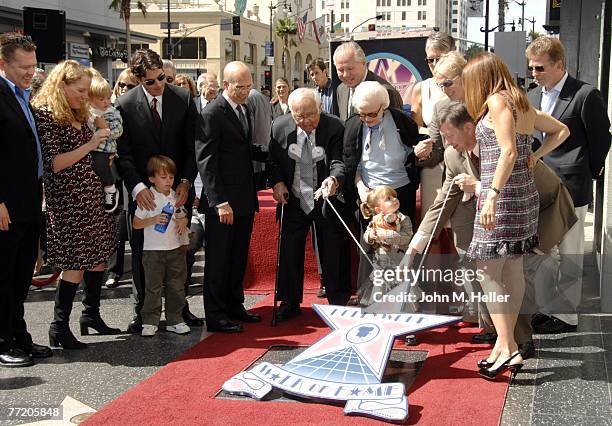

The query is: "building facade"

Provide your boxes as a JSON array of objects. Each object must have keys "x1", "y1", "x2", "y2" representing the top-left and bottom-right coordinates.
[
  {"x1": 128, "y1": 0, "x2": 320, "y2": 91},
  {"x1": 0, "y1": 0, "x2": 156, "y2": 80}
]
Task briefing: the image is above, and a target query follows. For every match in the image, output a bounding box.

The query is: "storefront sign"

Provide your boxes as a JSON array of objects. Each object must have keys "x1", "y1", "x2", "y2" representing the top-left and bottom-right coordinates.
[
  {"x1": 97, "y1": 46, "x2": 128, "y2": 61},
  {"x1": 69, "y1": 43, "x2": 90, "y2": 59}
]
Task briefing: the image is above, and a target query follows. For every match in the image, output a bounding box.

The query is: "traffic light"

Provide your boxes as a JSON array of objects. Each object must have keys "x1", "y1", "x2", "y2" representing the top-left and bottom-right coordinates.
[
  {"x1": 264, "y1": 70, "x2": 272, "y2": 89},
  {"x1": 232, "y1": 16, "x2": 240, "y2": 36},
  {"x1": 368, "y1": 24, "x2": 376, "y2": 31}
]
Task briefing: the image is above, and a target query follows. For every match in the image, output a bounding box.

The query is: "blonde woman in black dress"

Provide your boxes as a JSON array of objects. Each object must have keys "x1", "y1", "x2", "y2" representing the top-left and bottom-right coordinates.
[{"x1": 33, "y1": 60, "x2": 119, "y2": 350}]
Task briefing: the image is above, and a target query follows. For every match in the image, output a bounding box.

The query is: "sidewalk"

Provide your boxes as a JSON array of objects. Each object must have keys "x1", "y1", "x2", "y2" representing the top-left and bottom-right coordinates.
[{"x1": 1, "y1": 212, "x2": 610, "y2": 425}]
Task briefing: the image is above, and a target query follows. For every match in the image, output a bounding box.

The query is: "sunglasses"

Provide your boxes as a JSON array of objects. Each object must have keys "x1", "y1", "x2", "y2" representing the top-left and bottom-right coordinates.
[
  {"x1": 358, "y1": 105, "x2": 383, "y2": 119},
  {"x1": 118, "y1": 82, "x2": 136, "y2": 90},
  {"x1": 425, "y1": 57, "x2": 441, "y2": 64},
  {"x1": 436, "y1": 78, "x2": 456, "y2": 89},
  {"x1": 166, "y1": 76, "x2": 175, "y2": 83},
  {"x1": 527, "y1": 65, "x2": 546, "y2": 72},
  {"x1": 144, "y1": 73, "x2": 166, "y2": 86}
]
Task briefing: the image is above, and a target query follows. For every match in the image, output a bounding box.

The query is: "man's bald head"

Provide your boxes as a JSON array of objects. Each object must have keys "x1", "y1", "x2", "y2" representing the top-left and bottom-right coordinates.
[{"x1": 223, "y1": 61, "x2": 252, "y2": 104}]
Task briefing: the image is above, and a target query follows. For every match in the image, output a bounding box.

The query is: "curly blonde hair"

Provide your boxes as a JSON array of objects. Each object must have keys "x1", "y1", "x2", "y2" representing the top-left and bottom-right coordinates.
[{"x1": 32, "y1": 60, "x2": 93, "y2": 125}]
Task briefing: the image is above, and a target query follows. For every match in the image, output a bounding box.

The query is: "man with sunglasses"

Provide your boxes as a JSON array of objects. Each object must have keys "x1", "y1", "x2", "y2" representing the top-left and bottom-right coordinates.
[
  {"x1": 525, "y1": 37, "x2": 611, "y2": 334},
  {"x1": 267, "y1": 88, "x2": 351, "y2": 321},
  {"x1": 333, "y1": 41, "x2": 402, "y2": 122},
  {"x1": 115, "y1": 49, "x2": 200, "y2": 333},
  {"x1": 162, "y1": 59, "x2": 176, "y2": 85}
]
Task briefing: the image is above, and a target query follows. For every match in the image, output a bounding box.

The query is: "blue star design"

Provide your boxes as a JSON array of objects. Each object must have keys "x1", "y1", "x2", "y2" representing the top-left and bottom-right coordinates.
[
  {"x1": 270, "y1": 373, "x2": 280, "y2": 381},
  {"x1": 350, "y1": 387, "x2": 361, "y2": 396}
]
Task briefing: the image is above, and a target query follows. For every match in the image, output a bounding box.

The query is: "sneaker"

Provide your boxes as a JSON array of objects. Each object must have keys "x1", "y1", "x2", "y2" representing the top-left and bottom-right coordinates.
[
  {"x1": 141, "y1": 325, "x2": 158, "y2": 337},
  {"x1": 104, "y1": 190, "x2": 119, "y2": 213},
  {"x1": 166, "y1": 322, "x2": 191, "y2": 335}
]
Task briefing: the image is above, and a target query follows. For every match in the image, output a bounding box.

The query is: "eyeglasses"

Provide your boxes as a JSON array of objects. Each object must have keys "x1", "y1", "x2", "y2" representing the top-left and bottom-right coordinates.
[
  {"x1": 144, "y1": 73, "x2": 166, "y2": 86},
  {"x1": 436, "y1": 77, "x2": 457, "y2": 89},
  {"x1": 118, "y1": 82, "x2": 136, "y2": 90},
  {"x1": 293, "y1": 111, "x2": 319, "y2": 121},
  {"x1": 166, "y1": 76, "x2": 175, "y2": 83},
  {"x1": 425, "y1": 57, "x2": 441, "y2": 64},
  {"x1": 527, "y1": 65, "x2": 546, "y2": 72},
  {"x1": 358, "y1": 106, "x2": 383, "y2": 119}
]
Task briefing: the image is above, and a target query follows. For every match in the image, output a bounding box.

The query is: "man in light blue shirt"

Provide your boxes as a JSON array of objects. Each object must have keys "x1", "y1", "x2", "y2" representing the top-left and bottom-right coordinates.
[{"x1": 0, "y1": 32, "x2": 52, "y2": 368}]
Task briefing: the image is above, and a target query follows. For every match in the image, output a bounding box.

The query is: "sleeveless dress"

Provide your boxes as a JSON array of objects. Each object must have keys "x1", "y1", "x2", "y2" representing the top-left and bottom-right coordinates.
[
  {"x1": 467, "y1": 94, "x2": 539, "y2": 261},
  {"x1": 36, "y1": 107, "x2": 116, "y2": 270}
]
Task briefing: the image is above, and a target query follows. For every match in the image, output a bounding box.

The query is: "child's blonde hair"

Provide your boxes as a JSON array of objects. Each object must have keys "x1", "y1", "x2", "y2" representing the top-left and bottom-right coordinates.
[
  {"x1": 89, "y1": 76, "x2": 112, "y2": 98},
  {"x1": 360, "y1": 185, "x2": 398, "y2": 219}
]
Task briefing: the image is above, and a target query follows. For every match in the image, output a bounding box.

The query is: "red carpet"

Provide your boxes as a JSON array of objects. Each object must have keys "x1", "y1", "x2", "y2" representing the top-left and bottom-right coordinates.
[
  {"x1": 244, "y1": 190, "x2": 319, "y2": 292},
  {"x1": 86, "y1": 294, "x2": 512, "y2": 426}
]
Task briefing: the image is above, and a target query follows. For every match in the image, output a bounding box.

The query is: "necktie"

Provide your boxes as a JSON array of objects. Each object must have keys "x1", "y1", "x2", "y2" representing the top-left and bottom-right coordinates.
[
  {"x1": 150, "y1": 98, "x2": 161, "y2": 130},
  {"x1": 299, "y1": 134, "x2": 315, "y2": 214},
  {"x1": 15, "y1": 86, "x2": 43, "y2": 178},
  {"x1": 469, "y1": 151, "x2": 480, "y2": 176},
  {"x1": 347, "y1": 87, "x2": 355, "y2": 117},
  {"x1": 364, "y1": 125, "x2": 378, "y2": 154},
  {"x1": 236, "y1": 105, "x2": 248, "y2": 136}
]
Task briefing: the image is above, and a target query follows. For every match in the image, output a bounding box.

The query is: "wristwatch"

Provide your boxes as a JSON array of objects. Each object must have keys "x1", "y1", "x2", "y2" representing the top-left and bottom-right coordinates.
[
  {"x1": 180, "y1": 178, "x2": 191, "y2": 188},
  {"x1": 490, "y1": 186, "x2": 501, "y2": 195}
]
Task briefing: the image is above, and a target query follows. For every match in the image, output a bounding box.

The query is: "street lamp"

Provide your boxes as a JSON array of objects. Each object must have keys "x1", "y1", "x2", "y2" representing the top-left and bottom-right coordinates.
[
  {"x1": 268, "y1": 0, "x2": 291, "y2": 89},
  {"x1": 519, "y1": 16, "x2": 536, "y2": 39},
  {"x1": 351, "y1": 14, "x2": 384, "y2": 33}
]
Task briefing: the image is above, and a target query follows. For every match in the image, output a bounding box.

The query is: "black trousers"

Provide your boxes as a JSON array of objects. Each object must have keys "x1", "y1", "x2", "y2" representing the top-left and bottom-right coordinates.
[
  {"x1": 106, "y1": 209, "x2": 128, "y2": 279},
  {"x1": 278, "y1": 199, "x2": 351, "y2": 306},
  {"x1": 0, "y1": 221, "x2": 39, "y2": 352},
  {"x1": 203, "y1": 212, "x2": 254, "y2": 325}
]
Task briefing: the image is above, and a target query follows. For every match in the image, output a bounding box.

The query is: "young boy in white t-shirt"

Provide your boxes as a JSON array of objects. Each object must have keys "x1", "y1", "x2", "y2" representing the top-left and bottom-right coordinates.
[{"x1": 133, "y1": 155, "x2": 190, "y2": 337}]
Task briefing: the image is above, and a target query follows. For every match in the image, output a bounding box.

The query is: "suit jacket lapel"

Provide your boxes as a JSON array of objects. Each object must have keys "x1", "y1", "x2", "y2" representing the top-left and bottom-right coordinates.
[
  {"x1": 314, "y1": 115, "x2": 327, "y2": 181},
  {"x1": 550, "y1": 76, "x2": 576, "y2": 120},
  {"x1": 0, "y1": 81, "x2": 34, "y2": 137},
  {"x1": 463, "y1": 151, "x2": 479, "y2": 178},
  {"x1": 136, "y1": 88, "x2": 161, "y2": 146},
  {"x1": 287, "y1": 121, "x2": 297, "y2": 183},
  {"x1": 220, "y1": 97, "x2": 247, "y2": 141}
]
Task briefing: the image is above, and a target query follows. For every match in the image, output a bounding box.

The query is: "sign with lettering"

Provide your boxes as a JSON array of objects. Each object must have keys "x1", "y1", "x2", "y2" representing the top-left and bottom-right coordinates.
[
  {"x1": 97, "y1": 46, "x2": 128, "y2": 61},
  {"x1": 69, "y1": 43, "x2": 90, "y2": 59},
  {"x1": 223, "y1": 305, "x2": 459, "y2": 422}
]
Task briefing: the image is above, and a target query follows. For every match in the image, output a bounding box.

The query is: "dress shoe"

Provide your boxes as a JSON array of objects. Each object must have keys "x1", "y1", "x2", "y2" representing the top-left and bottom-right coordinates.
[
  {"x1": 478, "y1": 351, "x2": 523, "y2": 380},
  {"x1": 317, "y1": 287, "x2": 326, "y2": 298},
  {"x1": 0, "y1": 348, "x2": 34, "y2": 368},
  {"x1": 471, "y1": 332, "x2": 498, "y2": 344},
  {"x1": 519, "y1": 340, "x2": 535, "y2": 360},
  {"x1": 206, "y1": 319, "x2": 243, "y2": 333},
  {"x1": 404, "y1": 335, "x2": 418, "y2": 346},
  {"x1": 182, "y1": 309, "x2": 204, "y2": 327},
  {"x1": 229, "y1": 310, "x2": 261, "y2": 323},
  {"x1": 346, "y1": 295, "x2": 361, "y2": 306},
  {"x1": 276, "y1": 302, "x2": 302, "y2": 322},
  {"x1": 531, "y1": 313, "x2": 550, "y2": 328},
  {"x1": 105, "y1": 277, "x2": 120, "y2": 289},
  {"x1": 127, "y1": 318, "x2": 143, "y2": 334},
  {"x1": 534, "y1": 317, "x2": 577, "y2": 334},
  {"x1": 23, "y1": 343, "x2": 53, "y2": 358}
]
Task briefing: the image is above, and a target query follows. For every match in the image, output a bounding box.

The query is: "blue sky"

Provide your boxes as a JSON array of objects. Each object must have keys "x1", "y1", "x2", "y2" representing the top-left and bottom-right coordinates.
[{"x1": 466, "y1": 0, "x2": 549, "y2": 45}]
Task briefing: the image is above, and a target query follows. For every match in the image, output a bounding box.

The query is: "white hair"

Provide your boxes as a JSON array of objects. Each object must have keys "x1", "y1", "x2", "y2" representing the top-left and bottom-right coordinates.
[
  {"x1": 333, "y1": 41, "x2": 366, "y2": 65},
  {"x1": 161, "y1": 59, "x2": 176, "y2": 74},
  {"x1": 351, "y1": 81, "x2": 390, "y2": 111},
  {"x1": 288, "y1": 87, "x2": 321, "y2": 111},
  {"x1": 197, "y1": 72, "x2": 218, "y2": 88}
]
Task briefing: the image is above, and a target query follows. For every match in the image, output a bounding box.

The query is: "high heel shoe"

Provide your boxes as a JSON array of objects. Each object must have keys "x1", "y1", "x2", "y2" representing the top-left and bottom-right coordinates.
[
  {"x1": 477, "y1": 359, "x2": 494, "y2": 369},
  {"x1": 48, "y1": 328, "x2": 88, "y2": 350},
  {"x1": 478, "y1": 351, "x2": 523, "y2": 380},
  {"x1": 79, "y1": 316, "x2": 121, "y2": 336}
]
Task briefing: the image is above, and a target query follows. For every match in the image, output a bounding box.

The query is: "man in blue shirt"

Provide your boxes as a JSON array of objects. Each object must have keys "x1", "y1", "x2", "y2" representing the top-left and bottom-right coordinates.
[
  {"x1": 0, "y1": 32, "x2": 52, "y2": 367},
  {"x1": 308, "y1": 59, "x2": 336, "y2": 116}
]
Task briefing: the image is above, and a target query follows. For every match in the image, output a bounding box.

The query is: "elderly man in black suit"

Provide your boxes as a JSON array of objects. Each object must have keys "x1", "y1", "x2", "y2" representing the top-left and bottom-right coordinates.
[
  {"x1": 195, "y1": 72, "x2": 219, "y2": 114},
  {"x1": 333, "y1": 41, "x2": 403, "y2": 122},
  {"x1": 0, "y1": 33, "x2": 52, "y2": 367},
  {"x1": 197, "y1": 61, "x2": 267, "y2": 333},
  {"x1": 116, "y1": 49, "x2": 200, "y2": 333},
  {"x1": 268, "y1": 88, "x2": 351, "y2": 321},
  {"x1": 525, "y1": 37, "x2": 611, "y2": 334}
]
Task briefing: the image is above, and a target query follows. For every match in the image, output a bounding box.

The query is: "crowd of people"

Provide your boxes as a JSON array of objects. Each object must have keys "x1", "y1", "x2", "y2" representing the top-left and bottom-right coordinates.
[{"x1": 1, "y1": 30, "x2": 610, "y2": 384}]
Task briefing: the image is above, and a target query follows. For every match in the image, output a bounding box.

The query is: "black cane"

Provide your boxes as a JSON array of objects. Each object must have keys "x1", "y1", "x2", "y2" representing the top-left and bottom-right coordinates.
[{"x1": 271, "y1": 200, "x2": 285, "y2": 326}]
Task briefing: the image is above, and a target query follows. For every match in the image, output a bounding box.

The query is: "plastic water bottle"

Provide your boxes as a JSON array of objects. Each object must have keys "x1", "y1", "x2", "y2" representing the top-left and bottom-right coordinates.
[{"x1": 154, "y1": 202, "x2": 174, "y2": 233}]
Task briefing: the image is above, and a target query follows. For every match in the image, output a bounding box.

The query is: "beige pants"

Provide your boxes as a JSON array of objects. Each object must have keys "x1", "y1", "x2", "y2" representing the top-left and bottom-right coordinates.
[{"x1": 419, "y1": 163, "x2": 446, "y2": 222}]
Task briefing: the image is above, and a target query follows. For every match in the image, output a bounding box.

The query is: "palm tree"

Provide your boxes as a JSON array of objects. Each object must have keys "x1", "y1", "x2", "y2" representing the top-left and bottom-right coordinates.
[
  {"x1": 275, "y1": 17, "x2": 297, "y2": 78},
  {"x1": 498, "y1": 0, "x2": 508, "y2": 32},
  {"x1": 528, "y1": 30, "x2": 542, "y2": 42},
  {"x1": 109, "y1": 0, "x2": 148, "y2": 59}
]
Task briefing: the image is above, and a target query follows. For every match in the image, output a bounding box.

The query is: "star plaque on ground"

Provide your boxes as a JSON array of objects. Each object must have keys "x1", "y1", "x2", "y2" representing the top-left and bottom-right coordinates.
[{"x1": 222, "y1": 305, "x2": 459, "y2": 422}]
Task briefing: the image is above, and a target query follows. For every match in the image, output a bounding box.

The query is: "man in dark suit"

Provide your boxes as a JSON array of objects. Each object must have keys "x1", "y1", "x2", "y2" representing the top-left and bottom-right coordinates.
[
  {"x1": 525, "y1": 37, "x2": 611, "y2": 333},
  {"x1": 116, "y1": 49, "x2": 200, "y2": 333},
  {"x1": 195, "y1": 72, "x2": 219, "y2": 114},
  {"x1": 196, "y1": 61, "x2": 266, "y2": 333},
  {"x1": 0, "y1": 32, "x2": 52, "y2": 367},
  {"x1": 333, "y1": 41, "x2": 403, "y2": 122},
  {"x1": 268, "y1": 88, "x2": 351, "y2": 321}
]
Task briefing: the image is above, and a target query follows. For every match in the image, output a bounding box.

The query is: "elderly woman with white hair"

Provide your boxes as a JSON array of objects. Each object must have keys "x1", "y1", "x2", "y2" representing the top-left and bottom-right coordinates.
[{"x1": 343, "y1": 81, "x2": 420, "y2": 304}]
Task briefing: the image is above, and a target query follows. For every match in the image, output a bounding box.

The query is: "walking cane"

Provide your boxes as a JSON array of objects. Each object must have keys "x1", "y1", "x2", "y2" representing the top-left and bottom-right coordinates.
[{"x1": 271, "y1": 201, "x2": 285, "y2": 327}]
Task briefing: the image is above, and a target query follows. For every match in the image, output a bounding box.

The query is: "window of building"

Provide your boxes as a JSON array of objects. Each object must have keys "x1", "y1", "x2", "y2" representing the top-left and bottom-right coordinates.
[
  {"x1": 402, "y1": 11, "x2": 406, "y2": 20},
  {"x1": 243, "y1": 43, "x2": 256, "y2": 64},
  {"x1": 452, "y1": 18, "x2": 457, "y2": 23},
  {"x1": 162, "y1": 37, "x2": 200, "y2": 59},
  {"x1": 346, "y1": 0, "x2": 349, "y2": 7},
  {"x1": 377, "y1": 0, "x2": 380, "y2": 5},
  {"x1": 322, "y1": 0, "x2": 325, "y2": 8},
  {"x1": 326, "y1": 14, "x2": 330, "y2": 23},
  {"x1": 387, "y1": 12, "x2": 391, "y2": 20},
  {"x1": 422, "y1": 10, "x2": 426, "y2": 20},
  {"x1": 224, "y1": 39, "x2": 236, "y2": 62},
  {"x1": 387, "y1": 0, "x2": 391, "y2": 5},
  {"x1": 198, "y1": 38, "x2": 207, "y2": 59},
  {"x1": 397, "y1": 0, "x2": 401, "y2": 5}
]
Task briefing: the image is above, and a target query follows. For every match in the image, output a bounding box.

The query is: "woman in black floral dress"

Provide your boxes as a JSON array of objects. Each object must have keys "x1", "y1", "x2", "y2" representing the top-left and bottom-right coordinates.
[{"x1": 33, "y1": 60, "x2": 119, "y2": 349}]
